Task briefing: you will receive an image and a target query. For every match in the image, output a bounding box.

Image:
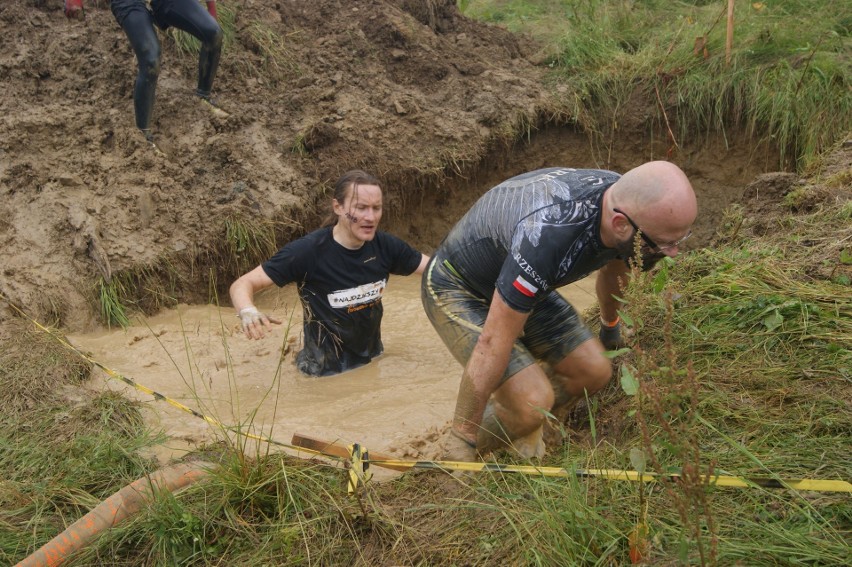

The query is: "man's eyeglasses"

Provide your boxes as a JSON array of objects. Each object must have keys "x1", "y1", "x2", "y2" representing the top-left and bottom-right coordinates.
[{"x1": 613, "y1": 208, "x2": 692, "y2": 252}]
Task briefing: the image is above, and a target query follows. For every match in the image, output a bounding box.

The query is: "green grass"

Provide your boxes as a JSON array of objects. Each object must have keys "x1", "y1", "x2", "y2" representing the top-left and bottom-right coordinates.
[
  {"x1": 577, "y1": 187, "x2": 852, "y2": 563},
  {"x1": 0, "y1": 320, "x2": 160, "y2": 564},
  {"x1": 74, "y1": 454, "x2": 369, "y2": 565},
  {"x1": 4, "y1": 2, "x2": 851, "y2": 565},
  {"x1": 97, "y1": 275, "x2": 132, "y2": 328},
  {"x1": 169, "y1": 1, "x2": 238, "y2": 55},
  {"x1": 6, "y1": 207, "x2": 851, "y2": 564},
  {"x1": 242, "y1": 20, "x2": 302, "y2": 82},
  {"x1": 91, "y1": 214, "x2": 282, "y2": 329},
  {"x1": 170, "y1": 3, "x2": 301, "y2": 85},
  {"x1": 224, "y1": 215, "x2": 280, "y2": 277},
  {"x1": 96, "y1": 263, "x2": 183, "y2": 328},
  {"x1": 463, "y1": 0, "x2": 852, "y2": 169}
]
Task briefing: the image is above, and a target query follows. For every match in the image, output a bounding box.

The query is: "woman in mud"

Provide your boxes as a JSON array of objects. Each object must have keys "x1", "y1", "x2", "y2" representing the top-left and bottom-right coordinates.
[
  {"x1": 229, "y1": 170, "x2": 430, "y2": 377},
  {"x1": 64, "y1": 0, "x2": 224, "y2": 143}
]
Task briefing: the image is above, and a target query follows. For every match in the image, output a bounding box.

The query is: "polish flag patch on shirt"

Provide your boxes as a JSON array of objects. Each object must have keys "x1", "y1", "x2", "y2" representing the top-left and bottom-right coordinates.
[{"x1": 513, "y1": 275, "x2": 538, "y2": 297}]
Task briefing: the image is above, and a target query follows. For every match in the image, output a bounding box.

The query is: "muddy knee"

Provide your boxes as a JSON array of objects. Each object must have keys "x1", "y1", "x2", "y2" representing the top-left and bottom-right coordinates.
[
  {"x1": 207, "y1": 26, "x2": 223, "y2": 51},
  {"x1": 586, "y1": 355, "x2": 614, "y2": 394},
  {"x1": 138, "y1": 47, "x2": 161, "y2": 83},
  {"x1": 553, "y1": 346, "x2": 613, "y2": 398}
]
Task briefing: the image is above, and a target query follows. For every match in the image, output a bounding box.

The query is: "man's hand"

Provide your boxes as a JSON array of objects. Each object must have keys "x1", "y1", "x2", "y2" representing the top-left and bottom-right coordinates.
[
  {"x1": 238, "y1": 306, "x2": 281, "y2": 339},
  {"x1": 599, "y1": 317, "x2": 625, "y2": 350},
  {"x1": 64, "y1": 0, "x2": 85, "y2": 20}
]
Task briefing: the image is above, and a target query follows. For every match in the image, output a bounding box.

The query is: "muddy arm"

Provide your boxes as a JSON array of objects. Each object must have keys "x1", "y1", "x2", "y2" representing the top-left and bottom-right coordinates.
[
  {"x1": 452, "y1": 290, "x2": 529, "y2": 444},
  {"x1": 229, "y1": 265, "x2": 275, "y2": 313}
]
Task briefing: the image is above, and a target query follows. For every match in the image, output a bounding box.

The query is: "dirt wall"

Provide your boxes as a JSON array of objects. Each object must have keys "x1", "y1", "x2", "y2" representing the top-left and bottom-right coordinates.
[
  {"x1": 0, "y1": 0, "x2": 552, "y2": 329},
  {"x1": 1, "y1": 0, "x2": 780, "y2": 332}
]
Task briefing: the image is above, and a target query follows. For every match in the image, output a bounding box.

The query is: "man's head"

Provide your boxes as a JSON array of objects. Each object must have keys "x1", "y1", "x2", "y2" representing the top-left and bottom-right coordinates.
[
  {"x1": 602, "y1": 161, "x2": 698, "y2": 269},
  {"x1": 330, "y1": 170, "x2": 383, "y2": 247}
]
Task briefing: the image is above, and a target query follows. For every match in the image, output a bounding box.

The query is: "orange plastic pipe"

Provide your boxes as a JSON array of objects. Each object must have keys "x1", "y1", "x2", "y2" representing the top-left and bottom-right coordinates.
[{"x1": 16, "y1": 461, "x2": 211, "y2": 567}]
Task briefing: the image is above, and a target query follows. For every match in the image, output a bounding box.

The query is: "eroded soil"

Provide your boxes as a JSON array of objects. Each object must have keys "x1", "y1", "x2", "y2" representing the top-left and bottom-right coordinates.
[
  {"x1": 1, "y1": 0, "x2": 552, "y2": 329},
  {"x1": 1, "y1": 0, "x2": 783, "y2": 332}
]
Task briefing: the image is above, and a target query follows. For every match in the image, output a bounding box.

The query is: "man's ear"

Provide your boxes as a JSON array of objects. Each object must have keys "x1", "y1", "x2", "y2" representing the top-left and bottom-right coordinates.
[{"x1": 609, "y1": 211, "x2": 630, "y2": 239}]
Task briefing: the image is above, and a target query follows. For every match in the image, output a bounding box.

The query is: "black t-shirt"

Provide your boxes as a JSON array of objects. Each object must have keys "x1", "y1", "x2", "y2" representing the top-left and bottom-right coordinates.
[
  {"x1": 435, "y1": 167, "x2": 621, "y2": 312},
  {"x1": 262, "y1": 227, "x2": 422, "y2": 376}
]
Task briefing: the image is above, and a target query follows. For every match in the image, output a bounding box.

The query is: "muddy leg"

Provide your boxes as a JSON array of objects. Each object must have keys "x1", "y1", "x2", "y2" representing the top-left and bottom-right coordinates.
[
  {"x1": 476, "y1": 401, "x2": 511, "y2": 452},
  {"x1": 475, "y1": 365, "x2": 554, "y2": 457}
]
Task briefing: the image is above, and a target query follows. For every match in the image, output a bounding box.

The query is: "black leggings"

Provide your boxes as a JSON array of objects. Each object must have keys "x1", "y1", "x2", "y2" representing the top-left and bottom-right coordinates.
[{"x1": 111, "y1": 0, "x2": 223, "y2": 131}]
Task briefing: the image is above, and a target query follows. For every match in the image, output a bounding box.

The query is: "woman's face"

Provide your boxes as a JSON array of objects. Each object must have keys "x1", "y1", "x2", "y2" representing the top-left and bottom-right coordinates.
[{"x1": 333, "y1": 183, "x2": 383, "y2": 244}]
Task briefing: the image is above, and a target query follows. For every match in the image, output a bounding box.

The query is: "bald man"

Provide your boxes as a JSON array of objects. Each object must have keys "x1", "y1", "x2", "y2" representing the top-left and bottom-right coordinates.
[{"x1": 422, "y1": 162, "x2": 697, "y2": 460}]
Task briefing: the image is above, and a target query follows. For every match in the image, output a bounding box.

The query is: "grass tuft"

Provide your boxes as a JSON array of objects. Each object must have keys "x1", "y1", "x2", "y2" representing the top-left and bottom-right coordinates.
[
  {"x1": 224, "y1": 216, "x2": 280, "y2": 277},
  {"x1": 241, "y1": 21, "x2": 302, "y2": 83},
  {"x1": 98, "y1": 275, "x2": 132, "y2": 329},
  {"x1": 464, "y1": 0, "x2": 851, "y2": 169},
  {"x1": 169, "y1": 1, "x2": 238, "y2": 55}
]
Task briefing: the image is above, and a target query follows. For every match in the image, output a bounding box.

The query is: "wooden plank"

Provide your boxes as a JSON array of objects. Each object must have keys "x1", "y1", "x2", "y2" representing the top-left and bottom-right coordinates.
[{"x1": 290, "y1": 433, "x2": 409, "y2": 472}]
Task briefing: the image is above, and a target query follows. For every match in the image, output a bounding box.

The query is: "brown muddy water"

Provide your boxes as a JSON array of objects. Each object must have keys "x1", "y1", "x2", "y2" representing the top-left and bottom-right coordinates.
[{"x1": 69, "y1": 274, "x2": 597, "y2": 475}]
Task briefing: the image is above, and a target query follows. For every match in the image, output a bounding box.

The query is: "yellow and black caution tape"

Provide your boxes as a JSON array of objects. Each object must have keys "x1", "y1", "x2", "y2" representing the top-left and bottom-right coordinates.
[
  {"x1": 3, "y1": 297, "x2": 323, "y2": 458},
  {"x1": 357, "y1": 454, "x2": 852, "y2": 493},
  {"x1": 347, "y1": 444, "x2": 372, "y2": 494},
  {"x1": 5, "y1": 296, "x2": 852, "y2": 494}
]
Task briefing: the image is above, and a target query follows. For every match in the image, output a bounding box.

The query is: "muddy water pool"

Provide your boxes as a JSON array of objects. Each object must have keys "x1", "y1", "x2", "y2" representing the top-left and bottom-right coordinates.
[{"x1": 70, "y1": 274, "x2": 598, "y2": 470}]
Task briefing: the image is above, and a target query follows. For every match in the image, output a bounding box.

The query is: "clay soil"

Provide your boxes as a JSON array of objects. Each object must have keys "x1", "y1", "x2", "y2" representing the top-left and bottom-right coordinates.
[
  {"x1": 1, "y1": 0, "x2": 786, "y2": 333},
  {"x1": 1, "y1": 0, "x2": 557, "y2": 329}
]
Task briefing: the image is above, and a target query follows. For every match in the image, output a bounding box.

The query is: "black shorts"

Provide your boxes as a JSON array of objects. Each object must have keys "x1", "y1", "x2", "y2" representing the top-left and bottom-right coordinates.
[{"x1": 422, "y1": 256, "x2": 593, "y2": 383}]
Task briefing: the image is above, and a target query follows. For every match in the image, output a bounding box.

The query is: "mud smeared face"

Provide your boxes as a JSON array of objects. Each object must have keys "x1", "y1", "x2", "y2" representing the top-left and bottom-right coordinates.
[{"x1": 334, "y1": 183, "x2": 383, "y2": 244}]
